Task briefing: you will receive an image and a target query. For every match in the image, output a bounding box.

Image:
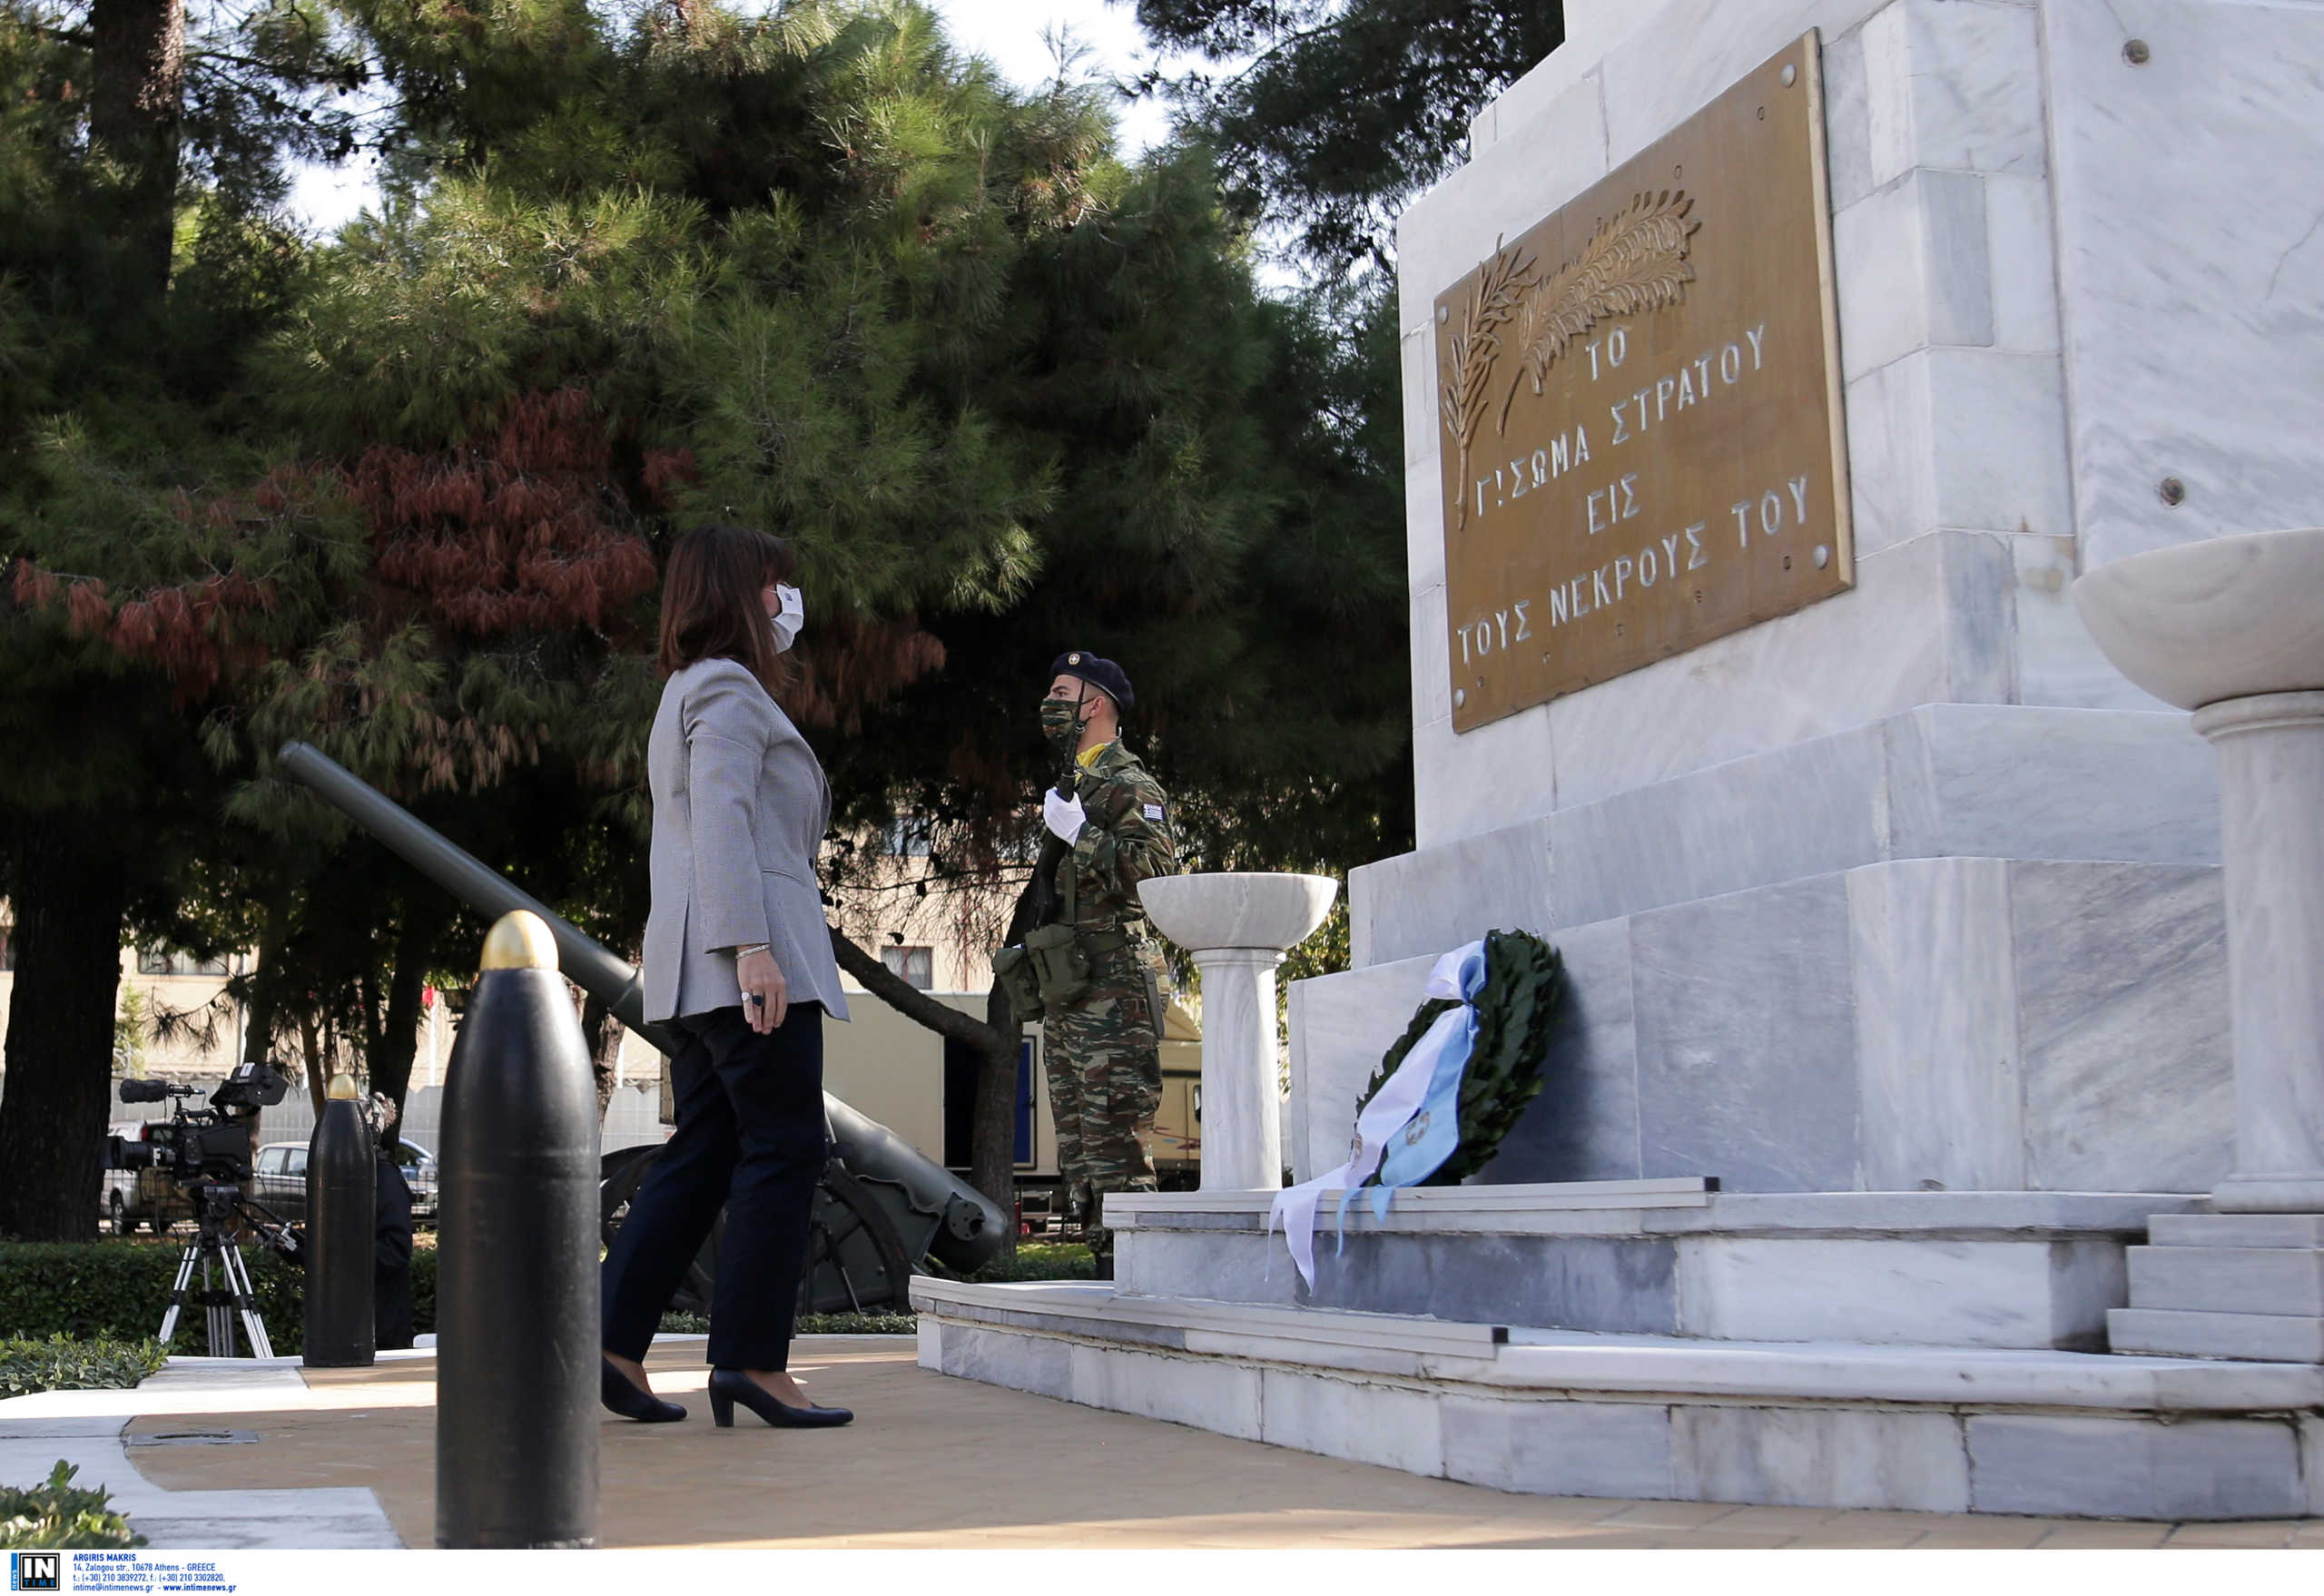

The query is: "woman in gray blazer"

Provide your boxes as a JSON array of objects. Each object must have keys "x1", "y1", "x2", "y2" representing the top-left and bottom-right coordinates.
[{"x1": 600, "y1": 524, "x2": 854, "y2": 1431}]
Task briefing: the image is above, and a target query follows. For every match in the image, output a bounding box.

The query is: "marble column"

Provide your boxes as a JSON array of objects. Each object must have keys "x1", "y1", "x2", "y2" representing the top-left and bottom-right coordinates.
[
  {"x1": 1180, "y1": 948, "x2": 1285, "y2": 1190},
  {"x1": 2193, "y1": 692, "x2": 2324, "y2": 1212},
  {"x1": 1137, "y1": 872, "x2": 1340, "y2": 1192},
  {"x1": 2073, "y1": 527, "x2": 2324, "y2": 1215}
]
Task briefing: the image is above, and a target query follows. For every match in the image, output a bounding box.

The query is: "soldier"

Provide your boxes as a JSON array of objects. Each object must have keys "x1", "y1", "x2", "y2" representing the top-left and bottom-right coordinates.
[
  {"x1": 1033, "y1": 652, "x2": 1177, "y2": 1279},
  {"x1": 360, "y1": 1093, "x2": 417, "y2": 1351}
]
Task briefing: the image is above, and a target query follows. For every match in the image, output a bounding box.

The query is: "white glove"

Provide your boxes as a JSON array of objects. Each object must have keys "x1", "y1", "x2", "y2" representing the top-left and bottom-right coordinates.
[{"x1": 1043, "y1": 787, "x2": 1087, "y2": 845}]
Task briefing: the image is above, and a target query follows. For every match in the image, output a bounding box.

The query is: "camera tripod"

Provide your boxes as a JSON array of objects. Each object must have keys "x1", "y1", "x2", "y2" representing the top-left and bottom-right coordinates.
[{"x1": 157, "y1": 1186, "x2": 288, "y2": 1358}]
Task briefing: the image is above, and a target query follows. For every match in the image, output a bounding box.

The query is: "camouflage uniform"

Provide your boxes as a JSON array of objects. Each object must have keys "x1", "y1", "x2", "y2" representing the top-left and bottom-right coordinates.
[{"x1": 1040, "y1": 741, "x2": 1177, "y2": 1260}]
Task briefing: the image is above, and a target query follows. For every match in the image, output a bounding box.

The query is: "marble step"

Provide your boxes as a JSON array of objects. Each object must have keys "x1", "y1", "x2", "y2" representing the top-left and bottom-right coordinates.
[
  {"x1": 2148, "y1": 1213, "x2": 2324, "y2": 1249},
  {"x1": 2126, "y1": 1245, "x2": 2324, "y2": 1317},
  {"x1": 1112, "y1": 1177, "x2": 1718, "y2": 1225},
  {"x1": 911, "y1": 1279, "x2": 2324, "y2": 1520},
  {"x1": 909, "y1": 1277, "x2": 1506, "y2": 1363},
  {"x1": 2111, "y1": 1306, "x2": 2324, "y2": 1364},
  {"x1": 911, "y1": 1278, "x2": 2323, "y2": 1411},
  {"x1": 1110, "y1": 1187, "x2": 2191, "y2": 1351}
]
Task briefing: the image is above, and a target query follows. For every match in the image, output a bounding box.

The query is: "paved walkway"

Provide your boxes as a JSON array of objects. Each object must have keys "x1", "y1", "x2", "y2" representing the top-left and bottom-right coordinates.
[{"x1": 10, "y1": 1338, "x2": 2324, "y2": 1549}]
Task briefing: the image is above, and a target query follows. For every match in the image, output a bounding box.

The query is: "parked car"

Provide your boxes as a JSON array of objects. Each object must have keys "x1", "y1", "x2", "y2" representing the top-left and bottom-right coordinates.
[
  {"x1": 250, "y1": 1138, "x2": 438, "y2": 1226},
  {"x1": 100, "y1": 1121, "x2": 191, "y2": 1236},
  {"x1": 395, "y1": 1139, "x2": 439, "y2": 1224},
  {"x1": 248, "y1": 1140, "x2": 310, "y2": 1222}
]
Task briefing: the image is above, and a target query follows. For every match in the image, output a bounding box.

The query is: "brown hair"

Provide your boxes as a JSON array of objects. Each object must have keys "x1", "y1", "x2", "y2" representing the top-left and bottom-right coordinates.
[{"x1": 657, "y1": 524, "x2": 798, "y2": 697}]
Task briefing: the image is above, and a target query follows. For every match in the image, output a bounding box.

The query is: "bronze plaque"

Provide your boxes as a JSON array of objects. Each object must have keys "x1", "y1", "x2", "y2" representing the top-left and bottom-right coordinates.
[{"x1": 1435, "y1": 33, "x2": 1853, "y2": 732}]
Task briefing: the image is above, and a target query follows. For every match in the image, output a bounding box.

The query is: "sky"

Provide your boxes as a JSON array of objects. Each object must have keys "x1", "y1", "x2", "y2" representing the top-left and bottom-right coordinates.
[
  {"x1": 285, "y1": 0, "x2": 1199, "y2": 237},
  {"x1": 935, "y1": 0, "x2": 1187, "y2": 153}
]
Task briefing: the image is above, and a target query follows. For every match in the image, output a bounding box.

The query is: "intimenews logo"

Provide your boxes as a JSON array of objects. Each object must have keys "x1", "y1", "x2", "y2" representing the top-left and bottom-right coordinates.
[{"x1": 10, "y1": 1552, "x2": 61, "y2": 1591}]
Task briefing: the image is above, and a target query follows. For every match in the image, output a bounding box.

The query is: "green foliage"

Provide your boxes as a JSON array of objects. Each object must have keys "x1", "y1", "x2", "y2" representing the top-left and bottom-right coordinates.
[
  {"x1": 1134, "y1": 0, "x2": 1568, "y2": 272},
  {"x1": 1, "y1": 0, "x2": 1418, "y2": 1243},
  {"x1": 1279, "y1": 898, "x2": 1352, "y2": 993},
  {"x1": 1351, "y1": 929, "x2": 1564, "y2": 1185},
  {"x1": 965, "y1": 1240, "x2": 1094, "y2": 1282},
  {"x1": 266, "y1": 184, "x2": 706, "y2": 453},
  {"x1": 0, "y1": 1461, "x2": 143, "y2": 1551},
  {"x1": 659, "y1": 1309, "x2": 917, "y2": 1335},
  {"x1": 0, "y1": 1240, "x2": 438, "y2": 1356},
  {"x1": 0, "y1": 0, "x2": 393, "y2": 1243},
  {"x1": 796, "y1": 1312, "x2": 915, "y2": 1335},
  {"x1": 0, "y1": 1334, "x2": 167, "y2": 1397},
  {"x1": 113, "y1": 991, "x2": 148, "y2": 1079}
]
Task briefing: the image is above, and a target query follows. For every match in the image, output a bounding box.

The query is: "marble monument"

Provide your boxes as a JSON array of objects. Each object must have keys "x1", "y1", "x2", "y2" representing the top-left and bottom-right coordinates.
[{"x1": 915, "y1": 0, "x2": 2324, "y2": 1521}]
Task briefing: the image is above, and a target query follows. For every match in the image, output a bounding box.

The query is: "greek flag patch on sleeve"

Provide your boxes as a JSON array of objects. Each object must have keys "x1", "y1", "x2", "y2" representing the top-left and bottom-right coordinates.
[{"x1": 1143, "y1": 803, "x2": 1166, "y2": 822}]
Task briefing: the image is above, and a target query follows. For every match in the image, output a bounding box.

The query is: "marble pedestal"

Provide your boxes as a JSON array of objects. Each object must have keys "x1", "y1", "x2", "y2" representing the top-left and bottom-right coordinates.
[
  {"x1": 2108, "y1": 693, "x2": 2324, "y2": 1360},
  {"x1": 2073, "y1": 529, "x2": 2324, "y2": 1218},
  {"x1": 1138, "y1": 873, "x2": 1337, "y2": 1190},
  {"x1": 2197, "y1": 691, "x2": 2324, "y2": 1216},
  {"x1": 2070, "y1": 527, "x2": 2324, "y2": 1356}
]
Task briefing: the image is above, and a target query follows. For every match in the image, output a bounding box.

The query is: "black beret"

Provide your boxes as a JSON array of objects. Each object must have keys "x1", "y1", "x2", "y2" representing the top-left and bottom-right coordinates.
[{"x1": 1049, "y1": 651, "x2": 1134, "y2": 711}]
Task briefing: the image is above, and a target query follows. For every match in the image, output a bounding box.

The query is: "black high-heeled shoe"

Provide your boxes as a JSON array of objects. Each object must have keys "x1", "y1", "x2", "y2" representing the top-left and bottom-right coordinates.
[
  {"x1": 602, "y1": 1355, "x2": 686, "y2": 1423},
  {"x1": 706, "y1": 1367, "x2": 852, "y2": 1429}
]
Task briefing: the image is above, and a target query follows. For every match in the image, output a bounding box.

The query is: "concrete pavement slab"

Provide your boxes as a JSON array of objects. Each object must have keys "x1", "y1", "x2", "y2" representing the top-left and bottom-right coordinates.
[{"x1": 9, "y1": 1335, "x2": 2319, "y2": 1549}]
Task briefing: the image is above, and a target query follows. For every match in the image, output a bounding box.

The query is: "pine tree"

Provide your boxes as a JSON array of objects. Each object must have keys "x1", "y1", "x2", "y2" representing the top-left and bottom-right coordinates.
[
  {"x1": 0, "y1": 0, "x2": 369, "y2": 1238},
  {"x1": 1, "y1": 0, "x2": 1417, "y2": 1239},
  {"x1": 1130, "y1": 0, "x2": 1566, "y2": 272}
]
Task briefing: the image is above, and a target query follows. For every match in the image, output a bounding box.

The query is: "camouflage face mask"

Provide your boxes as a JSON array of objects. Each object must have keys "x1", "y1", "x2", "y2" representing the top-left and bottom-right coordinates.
[{"x1": 1039, "y1": 696, "x2": 1084, "y2": 759}]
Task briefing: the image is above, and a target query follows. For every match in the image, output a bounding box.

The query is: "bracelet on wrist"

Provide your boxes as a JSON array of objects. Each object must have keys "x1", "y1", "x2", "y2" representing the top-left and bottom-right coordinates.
[{"x1": 734, "y1": 942, "x2": 770, "y2": 957}]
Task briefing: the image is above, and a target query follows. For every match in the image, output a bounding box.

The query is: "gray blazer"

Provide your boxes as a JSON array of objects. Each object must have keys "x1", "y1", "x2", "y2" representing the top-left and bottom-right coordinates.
[{"x1": 641, "y1": 658, "x2": 850, "y2": 1025}]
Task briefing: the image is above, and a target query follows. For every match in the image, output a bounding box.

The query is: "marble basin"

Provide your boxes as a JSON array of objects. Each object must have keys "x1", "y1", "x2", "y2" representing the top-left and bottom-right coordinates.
[
  {"x1": 2072, "y1": 527, "x2": 2324, "y2": 709},
  {"x1": 1138, "y1": 872, "x2": 1339, "y2": 952}
]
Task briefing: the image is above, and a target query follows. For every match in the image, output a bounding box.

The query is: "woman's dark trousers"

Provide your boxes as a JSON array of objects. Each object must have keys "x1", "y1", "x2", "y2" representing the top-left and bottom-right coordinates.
[{"x1": 601, "y1": 1000, "x2": 826, "y2": 1371}]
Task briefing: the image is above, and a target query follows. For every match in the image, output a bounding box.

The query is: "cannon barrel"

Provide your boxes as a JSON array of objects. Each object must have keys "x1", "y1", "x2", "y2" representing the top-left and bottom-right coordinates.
[{"x1": 277, "y1": 741, "x2": 1007, "y2": 1273}]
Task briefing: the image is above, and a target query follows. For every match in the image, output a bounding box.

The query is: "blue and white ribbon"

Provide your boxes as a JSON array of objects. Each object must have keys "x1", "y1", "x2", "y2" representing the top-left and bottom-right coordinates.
[{"x1": 1267, "y1": 940, "x2": 1488, "y2": 1288}]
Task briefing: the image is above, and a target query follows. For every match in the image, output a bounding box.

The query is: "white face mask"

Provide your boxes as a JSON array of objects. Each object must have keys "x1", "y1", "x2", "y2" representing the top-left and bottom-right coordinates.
[{"x1": 771, "y1": 583, "x2": 803, "y2": 653}]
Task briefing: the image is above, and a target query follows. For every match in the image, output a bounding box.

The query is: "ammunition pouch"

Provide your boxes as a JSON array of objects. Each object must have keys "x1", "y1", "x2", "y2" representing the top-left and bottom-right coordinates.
[
  {"x1": 996, "y1": 926, "x2": 1132, "y2": 1022},
  {"x1": 1000, "y1": 793, "x2": 1138, "y2": 1020},
  {"x1": 1022, "y1": 921, "x2": 1091, "y2": 1010},
  {"x1": 991, "y1": 943, "x2": 1046, "y2": 1024}
]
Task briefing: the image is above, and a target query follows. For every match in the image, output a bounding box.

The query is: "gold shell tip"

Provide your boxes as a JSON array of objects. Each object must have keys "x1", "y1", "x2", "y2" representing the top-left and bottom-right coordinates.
[{"x1": 479, "y1": 910, "x2": 559, "y2": 973}]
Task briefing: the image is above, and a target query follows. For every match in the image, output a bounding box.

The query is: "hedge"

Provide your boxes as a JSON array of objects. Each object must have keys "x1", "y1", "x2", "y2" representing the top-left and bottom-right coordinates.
[
  {"x1": 0, "y1": 1335, "x2": 168, "y2": 1398},
  {"x1": 967, "y1": 1242, "x2": 1093, "y2": 1283},
  {"x1": 658, "y1": 1310, "x2": 916, "y2": 1335},
  {"x1": 0, "y1": 1236, "x2": 1089, "y2": 1355},
  {"x1": 0, "y1": 1241, "x2": 437, "y2": 1358}
]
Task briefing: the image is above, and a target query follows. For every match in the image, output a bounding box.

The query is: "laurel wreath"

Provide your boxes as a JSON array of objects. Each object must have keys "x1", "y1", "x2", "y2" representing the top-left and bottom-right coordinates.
[
  {"x1": 1347, "y1": 929, "x2": 1566, "y2": 1187},
  {"x1": 1438, "y1": 242, "x2": 1535, "y2": 535},
  {"x1": 1498, "y1": 190, "x2": 1701, "y2": 434},
  {"x1": 1438, "y1": 193, "x2": 1703, "y2": 537}
]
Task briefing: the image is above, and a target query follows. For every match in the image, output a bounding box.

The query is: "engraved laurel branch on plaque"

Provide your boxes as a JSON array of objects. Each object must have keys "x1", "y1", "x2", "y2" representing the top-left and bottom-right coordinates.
[
  {"x1": 1497, "y1": 190, "x2": 1702, "y2": 435},
  {"x1": 1439, "y1": 240, "x2": 1536, "y2": 535}
]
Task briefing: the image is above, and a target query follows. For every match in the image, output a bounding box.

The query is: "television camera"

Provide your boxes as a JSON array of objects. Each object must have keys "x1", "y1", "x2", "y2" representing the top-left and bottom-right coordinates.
[{"x1": 109, "y1": 1061, "x2": 304, "y2": 1356}]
